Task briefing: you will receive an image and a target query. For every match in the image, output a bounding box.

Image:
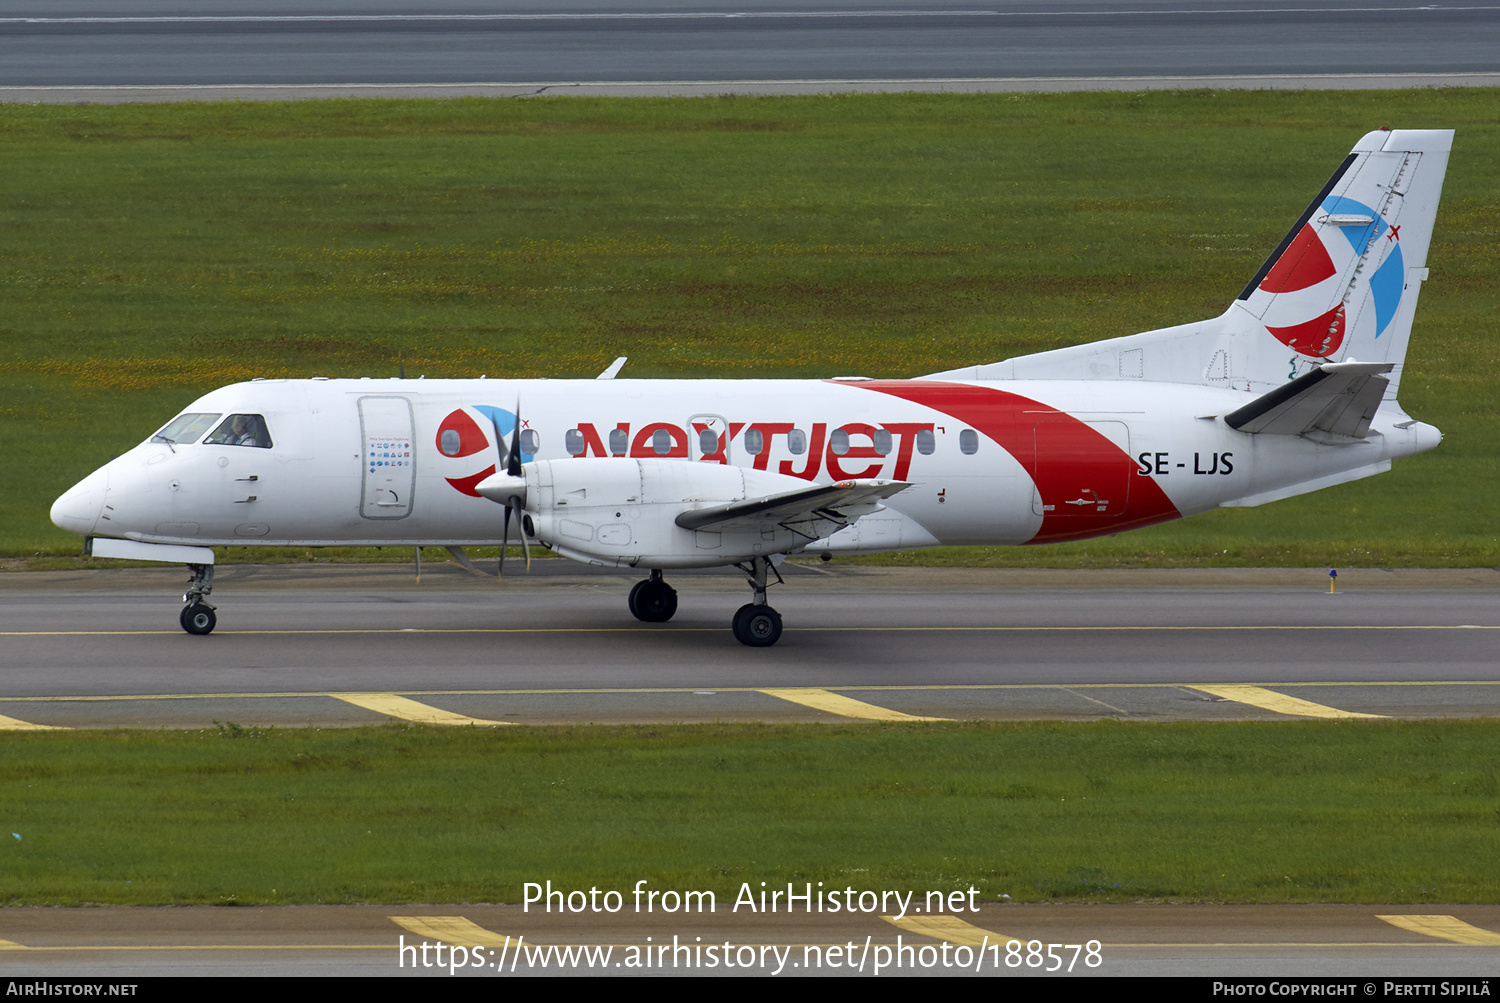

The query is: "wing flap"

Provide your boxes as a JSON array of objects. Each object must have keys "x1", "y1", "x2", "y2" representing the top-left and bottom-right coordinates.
[{"x1": 675, "y1": 479, "x2": 911, "y2": 532}]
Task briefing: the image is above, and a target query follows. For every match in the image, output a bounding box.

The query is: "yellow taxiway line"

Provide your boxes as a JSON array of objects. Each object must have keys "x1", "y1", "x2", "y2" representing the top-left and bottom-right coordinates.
[
  {"x1": 0, "y1": 939, "x2": 385, "y2": 951},
  {"x1": 327, "y1": 693, "x2": 512, "y2": 726},
  {"x1": 1376, "y1": 915, "x2": 1500, "y2": 945},
  {"x1": 882, "y1": 915, "x2": 1014, "y2": 946},
  {"x1": 758, "y1": 688, "x2": 949, "y2": 722},
  {"x1": 0, "y1": 713, "x2": 66, "y2": 731},
  {"x1": 390, "y1": 916, "x2": 514, "y2": 948},
  {"x1": 2, "y1": 680, "x2": 1498, "y2": 704},
  {"x1": 1188, "y1": 684, "x2": 1385, "y2": 719}
]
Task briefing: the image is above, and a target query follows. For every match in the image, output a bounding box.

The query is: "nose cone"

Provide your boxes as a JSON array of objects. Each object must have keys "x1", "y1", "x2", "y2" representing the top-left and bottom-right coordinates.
[{"x1": 51, "y1": 465, "x2": 109, "y2": 537}]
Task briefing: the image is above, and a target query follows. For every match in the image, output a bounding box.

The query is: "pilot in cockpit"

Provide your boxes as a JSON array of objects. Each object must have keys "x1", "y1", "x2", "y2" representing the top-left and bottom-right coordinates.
[{"x1": 206, "y1": 413, "x2": 273, "y2": 448}]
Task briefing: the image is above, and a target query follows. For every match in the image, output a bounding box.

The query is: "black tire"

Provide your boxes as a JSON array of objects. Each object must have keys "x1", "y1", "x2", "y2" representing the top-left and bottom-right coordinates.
[
  {"x1": 180, "y1": 603, "x2": 216, "y2": 636},
  {"x1": 627, "y1": 579, "x2": 648, "y2": 620},
  {"x1": 732, "y1": 603, "x2": 782, "y2": 647},
  {"x1": 634, "y1": 580, "x2": 678, "y2": 623}
]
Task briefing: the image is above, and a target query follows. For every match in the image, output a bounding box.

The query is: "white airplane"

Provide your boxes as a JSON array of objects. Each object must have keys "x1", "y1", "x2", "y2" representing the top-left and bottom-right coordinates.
[{"x1": 51, "y1": 128, "x2": 1450, "y2": 646}]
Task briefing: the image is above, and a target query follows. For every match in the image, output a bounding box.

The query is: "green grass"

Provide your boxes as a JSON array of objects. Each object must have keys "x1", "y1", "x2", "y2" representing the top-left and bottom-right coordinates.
[
  {"x1": 4, "y1": 90, "x2": 1498, "y2": 564},
  {"x1": 3, "y1": 720, "x2": 1498, "y2": 906}
]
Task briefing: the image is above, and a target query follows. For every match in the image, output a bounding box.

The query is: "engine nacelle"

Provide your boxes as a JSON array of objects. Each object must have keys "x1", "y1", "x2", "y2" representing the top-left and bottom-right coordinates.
[{"x1": 517, "y1": 458, "x2": 858, "y2": 568}]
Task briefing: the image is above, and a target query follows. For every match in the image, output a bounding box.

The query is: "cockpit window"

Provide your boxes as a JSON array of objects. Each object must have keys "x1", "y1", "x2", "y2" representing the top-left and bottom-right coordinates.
[
  {"x1": 152, "y1": 413, "x2": 220, "y2": 445},
  {"x1": 205, "y1": 414, "x2": 274, "y2": 448}
]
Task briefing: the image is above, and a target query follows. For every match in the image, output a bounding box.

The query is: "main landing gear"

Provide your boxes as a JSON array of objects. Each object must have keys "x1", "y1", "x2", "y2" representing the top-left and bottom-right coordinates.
[
  {"x1": 626, "y1": 558, "x2": 785, "y2": 646},
  {"x1": 731, "y1": 556, "x2": 783, "y2": 648},
  {"x1": 179, "y1": 563, "x2": 217, "y2": 635},
  {"x1": 627, "y1": 569, "x2": 678, "y2": 623},
  {"x1": 732, "y1": 602, "x2": 781, "y2": 648}
]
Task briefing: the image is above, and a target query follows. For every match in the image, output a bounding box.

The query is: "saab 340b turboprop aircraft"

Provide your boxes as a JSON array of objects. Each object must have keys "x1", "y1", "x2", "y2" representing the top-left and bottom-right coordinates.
[{"x1": 51, "y1": 129, "x2": 1450, "y2": 646}]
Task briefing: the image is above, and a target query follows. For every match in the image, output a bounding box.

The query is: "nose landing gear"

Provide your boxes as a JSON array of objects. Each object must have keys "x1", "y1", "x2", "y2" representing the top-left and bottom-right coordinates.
[
  {"x1": 180, "y1": 563, "x2": 217, "y2": 635},
  {"x1": 180, "y1": 603, "x2": 217, "y2": 635}
]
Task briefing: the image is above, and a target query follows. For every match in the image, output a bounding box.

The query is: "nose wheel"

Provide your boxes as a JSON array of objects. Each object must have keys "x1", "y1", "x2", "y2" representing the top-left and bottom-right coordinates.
[
  {"x1": 628, "y1": 570, "x2": 678, "y2": 622},
  {"x1": 179, "y1": 562, "x2": 217, "y2": 635},
  {"x1": 180, "y1": 603, "x2": 217, "y2": 635}
]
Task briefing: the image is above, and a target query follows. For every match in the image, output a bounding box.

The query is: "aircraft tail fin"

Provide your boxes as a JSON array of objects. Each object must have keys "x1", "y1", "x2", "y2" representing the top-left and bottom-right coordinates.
[
  {"x1": 927, "y1": 129, "x2": 1452, "y2": 401},
  {"x1": 1231, "y1": 128, "x2": 1450, "y2": 398}
]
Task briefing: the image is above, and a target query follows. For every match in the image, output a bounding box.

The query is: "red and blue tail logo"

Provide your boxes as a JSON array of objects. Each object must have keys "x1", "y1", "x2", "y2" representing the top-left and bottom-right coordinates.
[{"x1": 1255, "y1": 195, "x2": 1405, "y2": 359}]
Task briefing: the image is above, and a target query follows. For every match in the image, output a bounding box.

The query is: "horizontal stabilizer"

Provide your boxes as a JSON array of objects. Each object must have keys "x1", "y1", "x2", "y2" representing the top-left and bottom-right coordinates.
[
  {"x1": 675, "y1": 479, "x2": 910, "y2": 532},
  {"x1": 1224, "y1": 360, "x2": 1393, "y2": 441}
]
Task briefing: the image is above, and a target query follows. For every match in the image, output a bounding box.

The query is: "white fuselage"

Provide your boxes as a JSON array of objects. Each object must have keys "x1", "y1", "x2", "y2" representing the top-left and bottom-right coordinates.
[{"x1": 51, "y1": 376, "x2": 1440, "y2": 568}]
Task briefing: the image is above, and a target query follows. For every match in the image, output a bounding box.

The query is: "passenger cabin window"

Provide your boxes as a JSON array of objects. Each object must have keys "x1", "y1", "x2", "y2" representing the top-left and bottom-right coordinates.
[
  {"x1": 698, "y1": 429, "x2": 718, "y2": 454},
  {"x1": 440, "y1": 429, "x2": 463, "y2": 456},
  {"x1": 829, "y1": 428, "x2": 850, "y2": 456},
  {"x1": 787, "y1": 428, "x2": 807, "y2": 455},
  {"x1": 651, "y1": 428, "x2": 672, "y2": 456},
  {"x1": 152, "y1": 412, "x2": 220, "y2": 446},
  {"x1": 743, "y1": 429, "x2": 764, "y2": 456},
  {"x1": 872, "y1": 429, "x2": 892, "y2": 456},
  {"x1": 205, "y1": 414, "x2": 273, "y2": 449},
  {"x1": 608, "y1": 428, "x2": 628, "y2": 456},
  {"x1": 565, "y1": 429, "x2": 586, "y2": 456},
  {"x1": 916, "y1": 429, "x2": 935, "y2": 455},
  {"x1": 519, "y1": 429, "x2": 540, "y2": 454},
  {"x1": 959, "y1": 429, "x2": 979, "y2": 455}
]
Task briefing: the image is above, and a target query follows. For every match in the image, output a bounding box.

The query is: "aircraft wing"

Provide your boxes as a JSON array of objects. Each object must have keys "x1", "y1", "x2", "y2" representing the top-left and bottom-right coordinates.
[
  {"x1": 674, "y1": 479, "x2": 911, "y2": 537},
  {"x1": 1225, "y1": 360, "x2": 1394, "y2": 442}
]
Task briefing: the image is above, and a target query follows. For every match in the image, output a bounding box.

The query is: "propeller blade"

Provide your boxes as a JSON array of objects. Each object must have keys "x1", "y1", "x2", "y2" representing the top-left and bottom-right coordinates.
[
  {"x1": 499, "y1": 503, "x2": 510, "y2": 579},
  {"x1": 515, "y1": 500, "x2": 531, "y2": 571},
  {"x1": 485, "y1": 402, "x2": 529, "y2": 577},
  {"x1": 513, "y1": 399, "x2": 530, "y2": 569},
  {"x1": 489, "y1": 413, "x2": 508, "y2": 476},
  {"x1": 507, "y1": 399, "x2": 523, "y2": 477}
]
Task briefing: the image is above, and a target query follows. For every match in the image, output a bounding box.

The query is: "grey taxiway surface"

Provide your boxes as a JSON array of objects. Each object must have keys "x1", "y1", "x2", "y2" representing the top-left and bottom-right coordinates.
[
  {"x1": 5, "y1": 565, "x2": 1498, "y2": 977},
  {"x1": 3, "y1": 564, "x2": 1497, "y2": 729},
  {"x1": 2, "y1": 0, "x2": 1498, "y2": 96},
  {"x1": 4, "y1": 902, "x2": 1500, "y2": 977}
]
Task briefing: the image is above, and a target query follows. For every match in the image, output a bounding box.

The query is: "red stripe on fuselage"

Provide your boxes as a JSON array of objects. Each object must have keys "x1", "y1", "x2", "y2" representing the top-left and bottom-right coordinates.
[
  {"x1": 446, "y1": 464, "x2": 497, "y2": 498},
  {"x1": 848, "y1": 381, "x2": 1180, "y2": 544}
]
